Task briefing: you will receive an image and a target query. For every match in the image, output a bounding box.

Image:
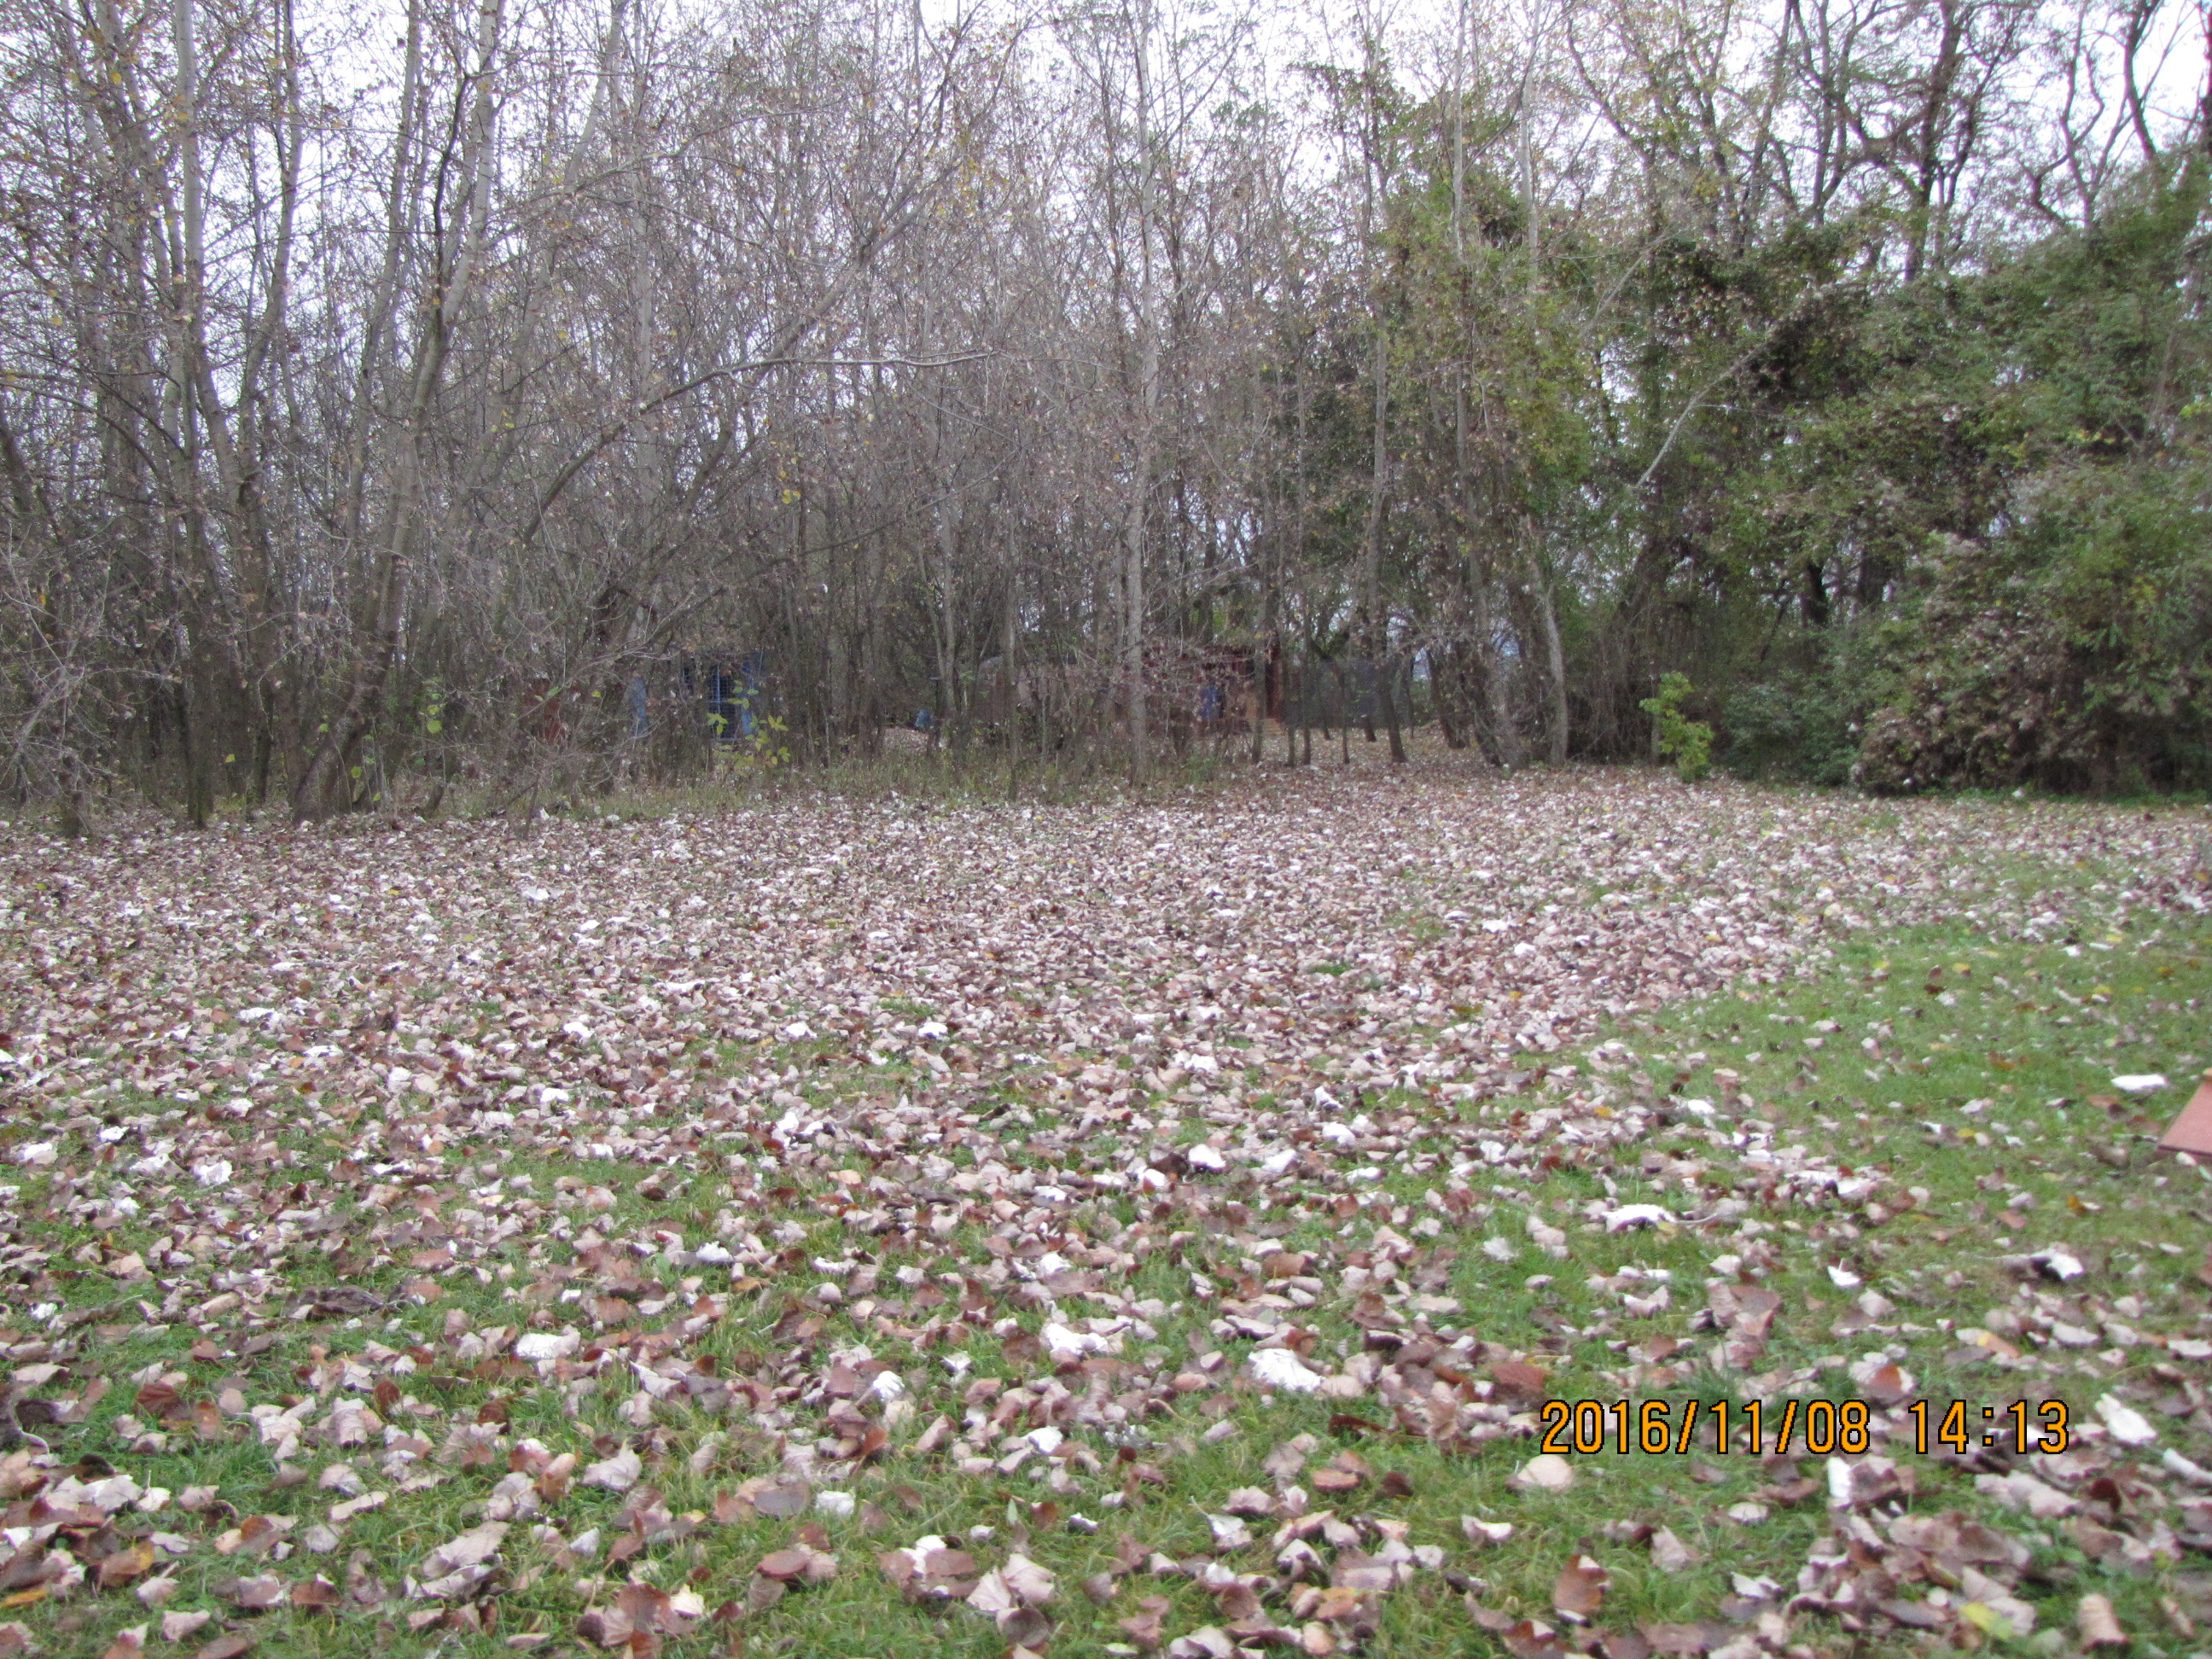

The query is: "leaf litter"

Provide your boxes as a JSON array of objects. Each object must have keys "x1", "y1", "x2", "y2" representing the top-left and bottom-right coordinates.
[{"x1": 0, "y1": 770, "x2": 2205, "y2": 1655}]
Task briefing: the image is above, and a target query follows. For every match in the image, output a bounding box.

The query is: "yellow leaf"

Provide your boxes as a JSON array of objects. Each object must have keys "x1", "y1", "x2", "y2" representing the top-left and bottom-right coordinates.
[{"x1": 1961, "y1": 1604, "x2": 2015, "y2": 1640}]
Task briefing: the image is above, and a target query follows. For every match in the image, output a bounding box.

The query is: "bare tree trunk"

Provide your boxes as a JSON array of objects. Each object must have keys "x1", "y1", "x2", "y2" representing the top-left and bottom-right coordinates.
[
  {"x1": 1002, "y1": 528, "x2": 1019, "y2": 791},
  {"x1": 1122, "y1": 432, "x2": 1150, "y2": 781},
  {"x1": 1347, "y1": 39, "x2": 1404, "y2": 764},
  {"x1": 1250, "y1": 492, "x2": 1274, "y2": 767},
  {"x1": 1121, "y1": 271, "x2": 1159, "y2": 785},
  {"x1": 1433, "y1": 646, "x2": 1464, "y2": 750},
  {"x1": 1104, "y1": 1, "x2": 1165, "y2": 786},
  {"x1": 165, "y1": 0, "x2": 225, "y2": 824},
  {"x1": 1363, "y1": 334, "x2": 1405, "y2": 765},
  {"x1": 933, "y1": 488, "x2": 958, "y2": 748},
  {"x1": 294, "y1": 0, "x2": 505, "y2": 819},
  {"x1": 1359, "y1": 308, "x2": 1384, "y2": 747},
  {"x1": 339, "y1": 0, "x2": 426, "y2": 553},
  {"x1": 1524, "y1": 521, "x2": 1568, "y2": 765}
]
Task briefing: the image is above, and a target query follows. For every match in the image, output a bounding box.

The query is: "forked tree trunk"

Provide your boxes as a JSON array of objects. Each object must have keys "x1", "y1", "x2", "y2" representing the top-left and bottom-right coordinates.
[{"x1": 294, "y1": 0, "x2": 504, "y2": 820}]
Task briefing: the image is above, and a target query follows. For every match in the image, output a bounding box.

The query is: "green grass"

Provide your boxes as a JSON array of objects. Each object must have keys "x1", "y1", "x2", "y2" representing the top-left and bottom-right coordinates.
[{"x1": 7, "y1": 871, "x2": 2211, "y2": 1658}]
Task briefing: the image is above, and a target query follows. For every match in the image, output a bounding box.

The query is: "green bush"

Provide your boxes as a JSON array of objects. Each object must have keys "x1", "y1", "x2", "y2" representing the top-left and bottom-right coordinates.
[
  {"x1": 1720, "y1": 667, "x2": 1864, "y2": 786},
  {"x1": 1641, "y1": 671, "x2": 1714, "y2": 783}
]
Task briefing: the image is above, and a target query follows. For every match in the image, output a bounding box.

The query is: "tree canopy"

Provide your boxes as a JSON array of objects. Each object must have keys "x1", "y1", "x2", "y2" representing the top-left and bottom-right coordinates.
[{"x1": 1, "y1": 0, "x2": 2206, "y2": 820}]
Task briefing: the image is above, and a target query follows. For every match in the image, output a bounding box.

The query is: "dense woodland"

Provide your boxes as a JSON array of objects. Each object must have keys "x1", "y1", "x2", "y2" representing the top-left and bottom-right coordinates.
[{"x1": 2, "y1": 0, "x2": 2209, "y2": 824}]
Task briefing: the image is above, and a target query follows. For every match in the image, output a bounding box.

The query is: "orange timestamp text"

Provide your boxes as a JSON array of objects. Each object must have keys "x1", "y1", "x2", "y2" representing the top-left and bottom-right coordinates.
[{"x1": 1535, "y1": 1397, "x2": 2070, "y2": 1458}]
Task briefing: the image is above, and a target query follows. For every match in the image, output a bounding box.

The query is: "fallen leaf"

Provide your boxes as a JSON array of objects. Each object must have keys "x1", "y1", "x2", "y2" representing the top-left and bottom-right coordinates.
[
  {"x1": 1003, "y1": 1553, "x2": 1057, "y2": 1606},
  {"x1": 1120, "y1": 1593, "x2": 1172, "y2": 1650},
  {"x1": 1650, "y1": 1529, "x2": 1697, "y2": 1573},
  {"x1": 1509, "y1": 1454, "x2": 1576, "y2": 1493},
  {"x1": 98, "y1": 1544, "x2": 154, "y2": 1590},
  {"x1": 2079, "y1": 1594, "x2": 2128, "y2": 1647},
  {"x1": 162, "y1": 1610, "x2": 214, "y2": 1643},
  {"x1": 1552, "y1": 1556, "x2": 1609, "y2": 1621},
  {"x1": 581, "y1": 1447, "x2": 643, "y2": 1492}
]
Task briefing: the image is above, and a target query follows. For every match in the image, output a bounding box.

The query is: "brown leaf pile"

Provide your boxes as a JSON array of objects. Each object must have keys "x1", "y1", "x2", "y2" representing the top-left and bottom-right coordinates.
[{"x1": 0, "y1": 771, "x2": 2202, "y2": 1656}]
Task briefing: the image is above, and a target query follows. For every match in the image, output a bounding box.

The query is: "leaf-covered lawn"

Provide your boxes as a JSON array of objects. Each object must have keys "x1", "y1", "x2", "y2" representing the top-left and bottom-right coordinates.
[{"x1": 0, "y1": 770, "x2": 2207, "y2": 1659}]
